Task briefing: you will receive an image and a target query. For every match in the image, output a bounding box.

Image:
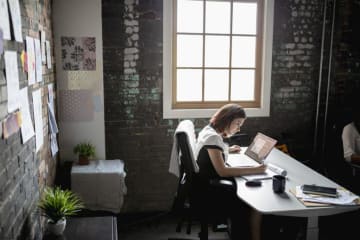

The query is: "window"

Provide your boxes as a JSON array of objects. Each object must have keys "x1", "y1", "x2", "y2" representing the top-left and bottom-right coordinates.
[{"x1": 163, "y1": 0, "x2": 274, "y2": 118}]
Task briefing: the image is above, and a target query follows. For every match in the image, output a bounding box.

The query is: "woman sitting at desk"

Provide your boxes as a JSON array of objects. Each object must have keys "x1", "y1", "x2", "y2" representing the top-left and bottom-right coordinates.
[
  {"x1": 342, "y1": 107, "x2": 360, "y2": 164},
  {"x1": 195, "y1": 103, "x2": 266, "y2": 240}
]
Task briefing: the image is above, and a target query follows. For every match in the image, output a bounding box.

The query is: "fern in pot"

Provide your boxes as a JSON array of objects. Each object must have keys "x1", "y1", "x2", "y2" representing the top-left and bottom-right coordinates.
[{"x1": 39, "y1": 187, "x2": 84, "y2": 235}]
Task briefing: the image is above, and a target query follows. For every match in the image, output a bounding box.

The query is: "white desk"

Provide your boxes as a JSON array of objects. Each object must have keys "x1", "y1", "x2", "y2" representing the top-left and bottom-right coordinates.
[
  {"x1": 71, "y1": 160, "x2": 127, "y2": 213},
  {"x1": 231, "y1": 148, "x2": 359, "y2": 240}
]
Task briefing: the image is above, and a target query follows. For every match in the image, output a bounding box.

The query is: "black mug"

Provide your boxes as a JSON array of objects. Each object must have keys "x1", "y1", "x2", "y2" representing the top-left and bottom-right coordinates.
[{"x1": 272, "y1": 175, "x2": 286, "y2": 193}]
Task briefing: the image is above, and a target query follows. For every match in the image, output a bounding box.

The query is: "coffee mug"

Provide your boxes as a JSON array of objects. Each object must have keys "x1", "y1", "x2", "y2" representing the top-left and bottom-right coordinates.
[{"x1": 272, "y1": 175, "x2": 286, "y2": 193}]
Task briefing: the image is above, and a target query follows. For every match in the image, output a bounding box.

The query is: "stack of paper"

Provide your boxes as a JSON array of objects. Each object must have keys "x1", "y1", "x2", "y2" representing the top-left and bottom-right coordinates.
[{"x1": 295, "y1": 186, "x2": 359, "y2": 205}]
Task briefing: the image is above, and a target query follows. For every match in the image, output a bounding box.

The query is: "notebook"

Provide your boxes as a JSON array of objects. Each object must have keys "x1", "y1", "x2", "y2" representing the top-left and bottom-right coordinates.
[{"x1": 226, "y1": 132, "x2": 279, "y2": 181}]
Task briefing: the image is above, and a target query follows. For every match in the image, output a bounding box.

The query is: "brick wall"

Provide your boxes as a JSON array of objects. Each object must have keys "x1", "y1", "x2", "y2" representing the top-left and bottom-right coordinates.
[
  {"x1": 0, "y1": 0, "x2": 56, "y2": 239},
  {"x1": 102, "y1": 0, "x2": 325, "y2": 212}
]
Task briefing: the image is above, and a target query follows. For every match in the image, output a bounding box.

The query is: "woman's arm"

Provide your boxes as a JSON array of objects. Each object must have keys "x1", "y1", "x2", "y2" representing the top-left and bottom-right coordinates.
[{"x1": 208, "y1": 148, "x2": 266, "y2": 178}]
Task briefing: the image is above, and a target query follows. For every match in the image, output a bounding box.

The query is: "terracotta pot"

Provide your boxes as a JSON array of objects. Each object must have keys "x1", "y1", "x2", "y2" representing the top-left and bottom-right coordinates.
[
  {"x1": 78, "y1": 155, "x2": 90, "y2": 165},
  {"x1": 47, "y1": 218, "x2": 66, "y2": 235}
]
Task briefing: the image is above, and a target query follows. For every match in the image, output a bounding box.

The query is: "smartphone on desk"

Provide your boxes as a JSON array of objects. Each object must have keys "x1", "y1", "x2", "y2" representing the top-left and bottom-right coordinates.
[{"x1": 301, "y1": 184, "x2": 338, "y2": 198}]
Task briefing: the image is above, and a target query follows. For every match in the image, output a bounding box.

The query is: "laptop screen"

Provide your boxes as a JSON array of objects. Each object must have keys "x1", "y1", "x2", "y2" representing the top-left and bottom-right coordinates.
[{"x1": 244, "y1": 132, "x2": 277, "y2": 163}]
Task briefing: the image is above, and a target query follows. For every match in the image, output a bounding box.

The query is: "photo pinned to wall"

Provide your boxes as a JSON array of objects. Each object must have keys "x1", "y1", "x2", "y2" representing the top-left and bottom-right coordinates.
[
  {"x1": 93, "y1": 95, "x2": 103, "y2": 112},
  {"x1": 7, "y1": 0, "x2": 22, "y2": 42},
  {"x1": 40, "y1": 30, "x2": 46, "y2": 64},
  {"x1": 59, "y1": 90, "x2": 94, "y2": 122},
  {"x1": 46, "y1": 40, "x2": 51, "y2": 69},
  {"x1": 32, "y1": 88, "x2": 43, "y2": 152},
  {"x1": 0, "y1": 0, "x2": 10, "y2": 40},
  {"x1": 2, "y1": 111, "x2": 22, "y2": 139},
  {"x1": 34, "y1": 38, "x2": 42, "y2": 82},
  {"x1": 4, "y1": 51, "x2": 20, "y2": 113},
  {"x1": 61, "y1": 36, "x2": 96, "y2": 71},
  {"x1": 26, "y1": 36, "x2": 36, "y2": 85},
  {"x1": 19, "y1": 87, "x2": 34, "y2": 143}
]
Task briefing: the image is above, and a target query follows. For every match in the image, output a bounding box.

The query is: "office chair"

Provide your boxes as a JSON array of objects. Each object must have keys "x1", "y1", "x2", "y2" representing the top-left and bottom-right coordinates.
[{"x1": 169, "y1": 120, "x2": 235, "y2": 240}]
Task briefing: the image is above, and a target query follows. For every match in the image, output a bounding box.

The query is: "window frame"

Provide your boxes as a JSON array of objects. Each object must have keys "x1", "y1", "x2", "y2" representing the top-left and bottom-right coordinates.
[{"x1": 163, "y1": 0, "x2": 274, "y2": 118}]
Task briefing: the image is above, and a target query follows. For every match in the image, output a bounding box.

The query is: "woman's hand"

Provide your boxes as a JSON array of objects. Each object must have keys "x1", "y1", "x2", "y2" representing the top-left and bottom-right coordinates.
[
  {"x1": 229, "y1": 145, "x2": 241, "y2": 153},
  {"x1": 252, "y1": 164, "x2": 267, "y2": 174}
]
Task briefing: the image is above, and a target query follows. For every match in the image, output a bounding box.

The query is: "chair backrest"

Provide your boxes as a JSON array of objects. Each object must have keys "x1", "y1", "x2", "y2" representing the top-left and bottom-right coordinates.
[
  {"x1": 171, "y1": 120, "x2": 199, "y2": 214},
  {"x1": 175, "y1": 120, "x2": 199, "y2": 176}
]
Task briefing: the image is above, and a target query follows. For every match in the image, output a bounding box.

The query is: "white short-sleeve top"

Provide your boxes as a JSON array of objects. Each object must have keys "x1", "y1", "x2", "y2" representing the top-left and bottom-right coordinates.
[{"x1": 342, "y1": 122, "x2": 360, "y2": 162}]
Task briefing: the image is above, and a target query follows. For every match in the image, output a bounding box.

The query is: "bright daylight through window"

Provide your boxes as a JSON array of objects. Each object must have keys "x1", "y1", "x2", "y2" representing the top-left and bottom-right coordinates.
[{"x1": 163, "y1": 0, "x2": 274, "y2": 118}]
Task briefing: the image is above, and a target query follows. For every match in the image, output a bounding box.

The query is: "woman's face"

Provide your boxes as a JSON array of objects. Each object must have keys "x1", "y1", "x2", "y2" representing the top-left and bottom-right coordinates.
[{"x1": 225, "y1": 118, "x2": 245, "y2": 137}]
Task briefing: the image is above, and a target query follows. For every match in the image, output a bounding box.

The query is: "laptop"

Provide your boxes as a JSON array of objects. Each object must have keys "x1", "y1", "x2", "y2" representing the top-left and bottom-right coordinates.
[{"x1": 226, "y1": 132, "x2": 278, "y2": 180}]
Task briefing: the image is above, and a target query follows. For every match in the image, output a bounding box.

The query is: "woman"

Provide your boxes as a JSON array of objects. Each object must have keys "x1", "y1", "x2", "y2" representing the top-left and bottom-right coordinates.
[
  {"x1": 342, "y1": 108, "x2": 360, "y2": 164},
  {"x1": 194, "y1": 103, "x2": 266, "y2": 240}
]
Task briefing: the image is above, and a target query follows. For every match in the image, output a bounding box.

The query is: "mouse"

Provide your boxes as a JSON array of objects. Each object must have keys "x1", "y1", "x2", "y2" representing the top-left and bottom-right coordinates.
[{"x1": 245, "y1": 180, "x2": 262, "y2": 187}]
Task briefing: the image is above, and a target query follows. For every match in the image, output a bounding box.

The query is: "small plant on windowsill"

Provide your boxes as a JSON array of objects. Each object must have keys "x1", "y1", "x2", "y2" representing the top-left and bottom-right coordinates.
[{"x1": 73, "y1": 142, "x2": 96, "y2": 165}]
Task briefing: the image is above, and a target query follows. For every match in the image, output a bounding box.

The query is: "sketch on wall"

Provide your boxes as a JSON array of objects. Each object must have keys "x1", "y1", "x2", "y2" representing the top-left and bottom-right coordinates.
[{"x1": 61, "y1": 36, "x2": 96, "y2": 71}]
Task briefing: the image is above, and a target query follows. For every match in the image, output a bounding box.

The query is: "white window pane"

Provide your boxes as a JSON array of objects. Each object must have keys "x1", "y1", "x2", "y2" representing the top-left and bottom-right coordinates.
[
  {"x1": 232, "y1": 36, "x2": 256, "y2": 68},
  {"x1": 205, "y1": 36, "x2": 229, "y2": 67},
  {"x1": 233, "y1": 2, "x2": 257, "y2": 35},
  {"x1": 204, "y1": 70, "x2": 229, "y2": 101},
  {"x1": 177, "y1": 35, "x2": 203, "y2": 67},
  {"x1": 177, "y1": 0, "x2": 203, "y2": 33},
  {"x1": 205, "y1": 1, "x2": 230, "y2": 34},
  {"x1": 177, "y1": 69, "x2": 202, "y2": 101},
  {"x1": 231, "y1": 70, "x2": 255, "y2": 101}
]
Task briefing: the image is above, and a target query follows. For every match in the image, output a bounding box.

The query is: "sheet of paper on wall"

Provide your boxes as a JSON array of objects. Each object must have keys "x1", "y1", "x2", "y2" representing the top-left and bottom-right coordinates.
[
  {"x1": 40, "y1": 30, "x2": 46, "y2": 64},
  {"x1": 0, "y1": 0, "x2": 10, "y2": 40},
  {"x1": 32, "y1": 89, "x2": 43, "y2": 152},
  {"x1": 7, "y1": 0, "x2": 22, "y2": 42},
  {"x1": 48, "y1": 83, "x2": 54, "y2": 107},
  {"x1": 45, "y1": 40, "x2": 51, "y2": 69},
  {"x1": 0, "y1": 28, "x2": 4, "y2": 56},
  {"x1": 2, "y1": 111, "x2": 21, "y2": 139},
  {"x1": 48, "y1": 102, "x2": 58, "y2": 134},
  {"x1": 20, "y1": 50, "x2": 26, "y2": 72},
  {"x1": 50, "y1": 133, "x2": 58, "y2": 157},
  {"x1": 34, "y1": 38, "x2": 42, "y2": 82},
  {"x1": 19, "y1": 87, "x2": 35, "y2": 143},
  {"x1": 59, "y1": 90, "x2": 94, "y2": 122},
  {"x1": 4, "y1": 51, "x2": 20, "y2": 113},
  {"x1": 0, "y1": 120, "x2": 2, "y2": 138},
  {"x1": 26, "y1": 37, "x2": 36, "y2": 85},
  {"x1": 61, "y1": 36, "x2": 96, "y2": 70}
]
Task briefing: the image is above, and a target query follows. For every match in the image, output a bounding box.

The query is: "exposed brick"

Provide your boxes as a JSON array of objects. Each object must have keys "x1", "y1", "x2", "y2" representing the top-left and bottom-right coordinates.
[{"x1": 0, "y1": 0, "x2": 56, "y2": 238}]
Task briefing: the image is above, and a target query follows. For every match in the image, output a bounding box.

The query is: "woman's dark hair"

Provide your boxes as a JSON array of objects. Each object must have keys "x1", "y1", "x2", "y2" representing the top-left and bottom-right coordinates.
[{"x1": 210, "y1": 104, "x2": 246, "y2": 133}]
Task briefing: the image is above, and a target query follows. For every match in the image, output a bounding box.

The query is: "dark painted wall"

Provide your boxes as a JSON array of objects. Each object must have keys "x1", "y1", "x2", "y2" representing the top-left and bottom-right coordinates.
[{"x1": 102, "y1": 0, "x2": 325, "y2": 212}]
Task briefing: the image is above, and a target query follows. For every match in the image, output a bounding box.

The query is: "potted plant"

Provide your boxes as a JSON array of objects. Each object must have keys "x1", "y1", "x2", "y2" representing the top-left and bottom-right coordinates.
[
  {"x1": 39, "y1": 187, "x2": 84, "y2": 235},
  {"x1": 73, "y1": 142, "x2": 96, "y2": 165}
]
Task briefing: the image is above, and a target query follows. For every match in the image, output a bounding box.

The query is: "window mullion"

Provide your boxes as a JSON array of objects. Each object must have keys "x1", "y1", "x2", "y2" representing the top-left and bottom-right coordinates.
[
  {"x1": 202, "y1": 0, "x2": 206, "y2": 103},
  {"x1": 228, "y1": 0, "x2": 234, "y2": 102}
]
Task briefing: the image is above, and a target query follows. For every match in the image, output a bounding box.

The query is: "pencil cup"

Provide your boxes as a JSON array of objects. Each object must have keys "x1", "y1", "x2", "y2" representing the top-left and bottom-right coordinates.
[{"x1": 272, "y1": 175, "x2": 286, "y2": 193}]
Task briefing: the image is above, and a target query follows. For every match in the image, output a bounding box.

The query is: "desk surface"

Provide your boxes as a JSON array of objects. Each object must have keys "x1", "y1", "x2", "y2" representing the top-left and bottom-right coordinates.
[
  {"x1": 232, "y1": 148, "x2": 359, "y2": 217},
  {"x1": 43, "y1": 216, "x2": 118, "y2": 240}
]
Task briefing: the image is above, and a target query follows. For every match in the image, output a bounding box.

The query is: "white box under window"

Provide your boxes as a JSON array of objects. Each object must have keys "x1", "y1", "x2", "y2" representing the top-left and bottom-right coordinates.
[{"x1": 71, "y1": 160, "x2": 127, "y2": 213}]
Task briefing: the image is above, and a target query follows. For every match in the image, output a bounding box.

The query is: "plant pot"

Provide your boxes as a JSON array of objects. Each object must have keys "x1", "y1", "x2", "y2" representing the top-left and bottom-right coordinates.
[
  {"x1": 47, "y1": 218, "x2": 66, "y2": 235},
  {"x1": 78, "y1": 155, "x2": 90, "y2": 165}
]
